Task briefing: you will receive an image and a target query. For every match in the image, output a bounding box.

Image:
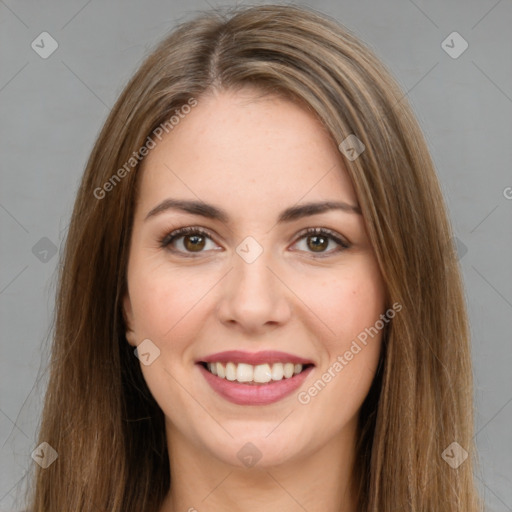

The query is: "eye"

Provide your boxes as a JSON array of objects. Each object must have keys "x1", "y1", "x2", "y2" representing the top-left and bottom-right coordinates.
[
  {"x1": 159, "y1": 226, "x2": 350, "y2": 257},
  {"x1": 292, "y1": 227, "x2": 350, "y2": 257},
  {"x1": 159, "y1": 226, "x2": 219, "y2": 256}
]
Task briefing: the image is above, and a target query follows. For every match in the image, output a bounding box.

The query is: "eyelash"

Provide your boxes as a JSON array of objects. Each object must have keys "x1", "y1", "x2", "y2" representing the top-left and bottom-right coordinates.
[{"x1": 158, "y1": 226, "x2": 350, "y2": 258}]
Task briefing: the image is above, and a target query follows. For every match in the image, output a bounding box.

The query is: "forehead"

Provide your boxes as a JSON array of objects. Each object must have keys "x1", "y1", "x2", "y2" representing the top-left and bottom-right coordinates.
[{"x1": 136, "y1": 88, "x2": 357, "y2": 217}]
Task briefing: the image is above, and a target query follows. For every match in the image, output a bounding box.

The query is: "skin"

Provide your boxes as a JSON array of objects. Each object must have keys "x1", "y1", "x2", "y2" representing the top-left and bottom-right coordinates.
[{"x1": 123, "y1": 87, "x2": 386, "y2": 512}]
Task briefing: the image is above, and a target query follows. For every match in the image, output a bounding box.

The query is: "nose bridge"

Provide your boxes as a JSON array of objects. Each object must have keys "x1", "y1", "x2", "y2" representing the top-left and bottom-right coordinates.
[
  {"x1": 217, "y1": 236, "x2": 291, "y2": 329},
  {"x1": 232, "y1": 240, "x2": 277, "y2": 301}
]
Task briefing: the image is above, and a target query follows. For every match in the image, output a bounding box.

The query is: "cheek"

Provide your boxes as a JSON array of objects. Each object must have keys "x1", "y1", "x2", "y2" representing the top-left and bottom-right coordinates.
[
  {"x1": 296, "y1": 261, "x2": 385, "y2": 344},
  {"x1": 128, "y1": 263, "x2": 216, "y2": 342},
  {"x1": 296, "y1": 272, "x2": 385, "y2": 426},
  {"x1": 296, "y1": 259, "x2": 384, "y2": 399},
  {"x1": 126, "y1": 265, "x2": 211, "y2": 406}
]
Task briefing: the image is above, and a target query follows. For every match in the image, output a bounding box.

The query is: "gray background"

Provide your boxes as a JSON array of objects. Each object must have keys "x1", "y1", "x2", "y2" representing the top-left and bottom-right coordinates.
[{"x1": 1, "y1": 0, "x2": 511, "y2": 510}]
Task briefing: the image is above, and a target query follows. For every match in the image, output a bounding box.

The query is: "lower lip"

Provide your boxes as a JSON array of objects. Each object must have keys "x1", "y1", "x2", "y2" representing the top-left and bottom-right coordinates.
[{"x1": 198, "y1": 364, "x2": 314, "y2": 406}]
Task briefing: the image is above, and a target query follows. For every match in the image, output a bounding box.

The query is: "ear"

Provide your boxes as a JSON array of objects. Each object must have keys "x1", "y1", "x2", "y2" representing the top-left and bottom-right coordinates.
[{"x1": 122, "y1": 293, "x2": 137, "y2": 347}]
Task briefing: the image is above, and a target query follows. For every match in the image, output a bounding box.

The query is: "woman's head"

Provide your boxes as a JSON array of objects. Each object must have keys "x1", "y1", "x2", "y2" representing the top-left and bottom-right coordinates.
[{"x1": 29, "y1": 4, "x2": 481, "y2": 511}]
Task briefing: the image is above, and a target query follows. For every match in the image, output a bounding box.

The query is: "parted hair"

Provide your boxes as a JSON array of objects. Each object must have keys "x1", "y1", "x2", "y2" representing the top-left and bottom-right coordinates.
[{"x1": 26, "y1": 4, "x2": 482, "y2": 511}]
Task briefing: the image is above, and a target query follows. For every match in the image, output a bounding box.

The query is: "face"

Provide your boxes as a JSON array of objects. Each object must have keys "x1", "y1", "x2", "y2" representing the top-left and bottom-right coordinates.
[{"x1": 123, "y1": 88, "x2": 386, "y2": 469}]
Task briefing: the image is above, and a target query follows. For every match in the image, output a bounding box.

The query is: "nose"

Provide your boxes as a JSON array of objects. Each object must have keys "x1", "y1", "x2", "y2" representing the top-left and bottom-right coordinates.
[{"x1": 216, "y1": 248, "x2": 292, "y2": 334}]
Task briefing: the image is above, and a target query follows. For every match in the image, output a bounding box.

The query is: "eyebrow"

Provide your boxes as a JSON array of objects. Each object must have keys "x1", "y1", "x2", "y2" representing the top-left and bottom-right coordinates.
[{"x1": 144, "y1": 198, "x2": 362, "y2": 223}]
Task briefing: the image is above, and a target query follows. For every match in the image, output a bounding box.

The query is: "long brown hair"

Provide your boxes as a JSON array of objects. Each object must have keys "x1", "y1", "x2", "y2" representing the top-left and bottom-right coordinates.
[{"x1": 26, "y1": 4, "x2": 483, "y2": 511}]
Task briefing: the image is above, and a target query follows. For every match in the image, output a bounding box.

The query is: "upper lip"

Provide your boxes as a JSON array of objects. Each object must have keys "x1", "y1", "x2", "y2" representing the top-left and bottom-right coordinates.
[{"x1": 198, "y1": 350, "x2": 315, "y2": 366}]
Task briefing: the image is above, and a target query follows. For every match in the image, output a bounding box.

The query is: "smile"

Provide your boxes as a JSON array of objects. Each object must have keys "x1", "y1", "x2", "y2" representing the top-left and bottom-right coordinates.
[{"x1": 197, "y1": 350, "x2": 315, "y2": 405}]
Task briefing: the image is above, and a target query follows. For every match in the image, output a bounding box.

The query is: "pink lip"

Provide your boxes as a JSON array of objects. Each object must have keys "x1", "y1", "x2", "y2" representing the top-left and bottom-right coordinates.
[
  {"x1": 198, "y1": 350, "x2": 314, "y2": 366},
  {"x1": 198, "y1": 363, "x2": 314, "y2": 406}
]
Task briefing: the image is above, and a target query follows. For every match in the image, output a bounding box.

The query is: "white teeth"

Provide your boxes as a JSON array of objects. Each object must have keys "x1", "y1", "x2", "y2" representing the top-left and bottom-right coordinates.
[
  {"x1": 271, "y1": 363, "x2": 284, "y2": 381},
  {"x1": 236, "y1": 363, "x2": 253, "y2": 382},
  {"x1": 283, "y1": 363, "x2": 294, "y2": 379},
  {"x1": 205, "y1": 361, "x2": 305, "y2": 383},
  {"x1": 225, "y1": 362, "x2": 237, "y2": 381},
  {"x1": 253, "y1": 364, "x2": 272, "y2": 383}
]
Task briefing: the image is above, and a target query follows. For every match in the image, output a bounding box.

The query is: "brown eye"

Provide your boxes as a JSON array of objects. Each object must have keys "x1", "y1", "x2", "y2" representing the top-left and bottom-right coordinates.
[
  {"x1": 183, "y1": 234, "x2": 206, "y2": 252},
  {"x1": 292, "y1": 227, "x2": 350, "y2": 257},
  {"x1": 160, "y1": 226, "x2": 349, "y2": 258},
  {"x1": 306, "y1": 234, "x2": 329, "y2": 252},
  {"x1": 160, "y1": 227, "x2": 217, "y2": 255}
]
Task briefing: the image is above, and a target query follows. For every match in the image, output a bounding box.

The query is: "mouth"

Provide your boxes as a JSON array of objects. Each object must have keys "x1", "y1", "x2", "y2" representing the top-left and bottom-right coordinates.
[{"x1": 196, "y1": 350, "x2": 315, "y2": 405}]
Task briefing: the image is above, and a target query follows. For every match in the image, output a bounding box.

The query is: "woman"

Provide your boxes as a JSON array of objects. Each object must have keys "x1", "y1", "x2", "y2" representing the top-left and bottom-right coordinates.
[{"x1": 26, "y1": 4, "x2": 483, "y2": 511}]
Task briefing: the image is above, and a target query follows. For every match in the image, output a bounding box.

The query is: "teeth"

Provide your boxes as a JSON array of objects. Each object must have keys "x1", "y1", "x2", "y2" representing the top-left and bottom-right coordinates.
[
  {"x1": 205, "y1": 361, "x2": 305, "y2": 384},
  {"x1": 271, "y1": 362, "x2": 284, "y2": 381},
  {"x1": 225, "y1": 362, "x2": 237, "y2": 381},
  {"x1": 253, "y1": 363, "x2": 272, "y2": 383},
  {"x1": 236, "y1": 363, "x2": 253, "y2": 382},
  {"x1": 283, "y1": 363, "x2": 294, "y2": 379}
]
